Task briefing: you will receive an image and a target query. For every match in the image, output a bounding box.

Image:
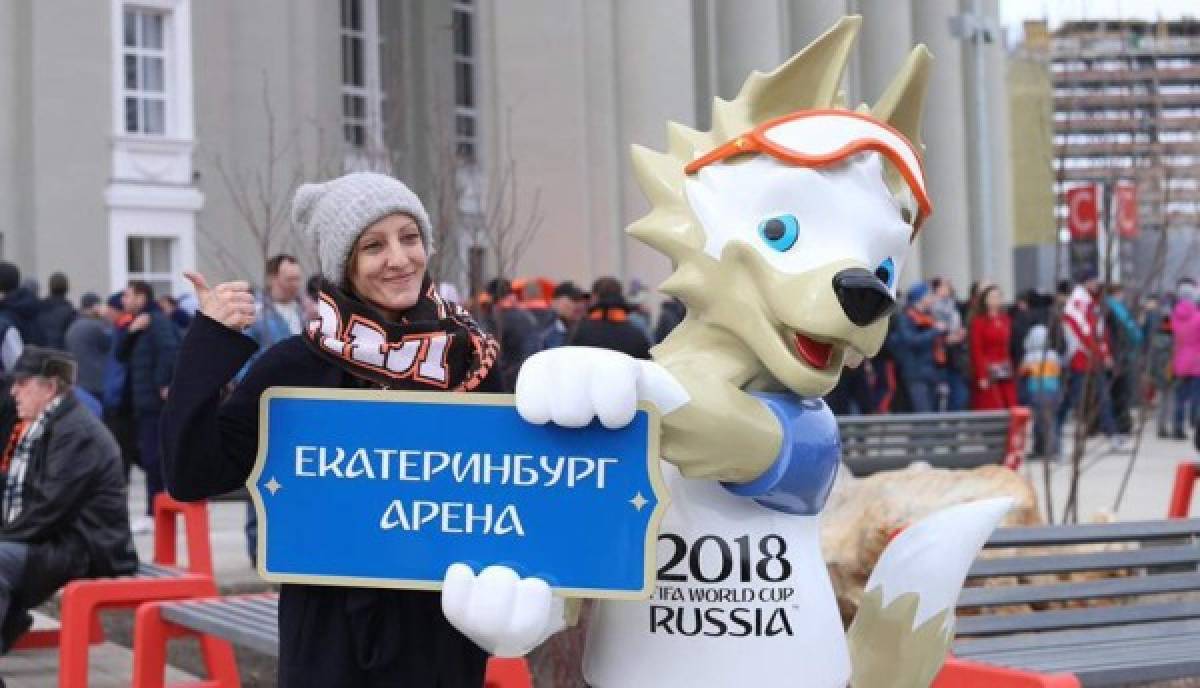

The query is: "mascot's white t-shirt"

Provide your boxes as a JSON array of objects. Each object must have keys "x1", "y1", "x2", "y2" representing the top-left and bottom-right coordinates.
[{"x1": 583, "y1": 464, "x2": 851, "y2": 688}]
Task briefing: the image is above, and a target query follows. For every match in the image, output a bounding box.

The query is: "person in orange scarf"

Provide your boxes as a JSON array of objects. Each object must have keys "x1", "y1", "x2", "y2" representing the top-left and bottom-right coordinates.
[{"x1": 889, "y1": 282, "x2": 946, "y2": 412}]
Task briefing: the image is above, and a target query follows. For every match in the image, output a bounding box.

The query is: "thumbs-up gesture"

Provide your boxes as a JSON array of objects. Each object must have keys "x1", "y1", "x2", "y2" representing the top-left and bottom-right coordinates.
[{"x1": 184, "y1": 271, "x2": 257, "y2": 331}]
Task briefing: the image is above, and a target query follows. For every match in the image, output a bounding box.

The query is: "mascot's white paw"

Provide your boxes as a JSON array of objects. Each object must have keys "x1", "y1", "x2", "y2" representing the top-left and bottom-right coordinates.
[
  {"x1": 516, "y1": 347, "x2": 642, "y2": 428},
  {"x1": 515, "y1": 346, "x2": 688, "y2": 428},
  {"x1": 441, "y1": 563, "x2": 566, "y2": 657}
]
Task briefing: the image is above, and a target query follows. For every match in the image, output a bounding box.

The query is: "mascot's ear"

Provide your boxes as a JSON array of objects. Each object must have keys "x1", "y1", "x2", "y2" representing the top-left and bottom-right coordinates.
[
  {"x1": 871, "y1": 45, "x2": 931, "y2": 219},
  {"x1": 872, "y1": 45, "x2": 932, "y2": 154},
  {"x1": 713, "y1": 15, "x2": 861, "y2": 139}
]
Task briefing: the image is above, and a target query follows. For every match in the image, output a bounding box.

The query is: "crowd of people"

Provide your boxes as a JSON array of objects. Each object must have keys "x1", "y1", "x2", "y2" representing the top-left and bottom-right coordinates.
[{"x1": 826, "y1": 268, "x2": 1200, "y2": 459}]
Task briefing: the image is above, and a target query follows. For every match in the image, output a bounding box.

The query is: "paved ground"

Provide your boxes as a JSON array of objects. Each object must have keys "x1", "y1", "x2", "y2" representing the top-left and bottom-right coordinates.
[
  {"x1": 1023, "y1": 420, "x2": 1195, "y2": 523},
  {"x1": 1, "y1": 419, "x2": 1197, "y2": 686}
]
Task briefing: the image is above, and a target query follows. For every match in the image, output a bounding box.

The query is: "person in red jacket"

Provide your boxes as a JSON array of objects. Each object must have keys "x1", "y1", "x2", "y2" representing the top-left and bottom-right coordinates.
[{"x1": 968, "y1": 284, "x2": 1018, "y2": 410}]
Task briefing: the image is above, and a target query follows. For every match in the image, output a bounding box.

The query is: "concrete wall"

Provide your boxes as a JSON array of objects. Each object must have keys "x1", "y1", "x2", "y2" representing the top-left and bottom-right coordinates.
[
  {"x1": 0, "y1": 1, "x2": 33, "y2": 270},
  {"x1": 191, "y1": 0, "x2": 341, "y2": 284},
  {"x1": 29, "y1": 0, "x2": 112, "y2": 298}
]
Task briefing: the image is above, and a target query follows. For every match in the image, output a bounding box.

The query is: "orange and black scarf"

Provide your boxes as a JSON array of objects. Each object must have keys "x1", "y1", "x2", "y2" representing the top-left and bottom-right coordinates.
[
  {"x1": 302, "y1": 279, "x2": 498, "y2": 392},
  {"x1": 906, "y1": 307, "x2": 947, "y2": 366}
]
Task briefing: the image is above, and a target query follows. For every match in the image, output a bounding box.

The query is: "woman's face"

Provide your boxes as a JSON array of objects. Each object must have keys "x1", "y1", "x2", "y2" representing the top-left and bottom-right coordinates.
[
  {"x1": 347, "y1": 213, "x2": 427, "y2": 318},
  {"x1": 986, "y1": 287, "x2": 1003, "y2": 312}
]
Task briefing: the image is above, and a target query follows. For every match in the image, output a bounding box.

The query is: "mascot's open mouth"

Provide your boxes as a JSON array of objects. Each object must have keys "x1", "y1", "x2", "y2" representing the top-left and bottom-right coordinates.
[{"x1": 792, "y1": 332, "x2": 834, "y2": 369}]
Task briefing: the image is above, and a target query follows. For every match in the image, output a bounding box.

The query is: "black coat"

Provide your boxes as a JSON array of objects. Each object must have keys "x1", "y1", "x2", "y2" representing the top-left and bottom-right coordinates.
[
  {"x1": 162, "y1": 314, "x2": 493, "y2": 687},
  {"x1": 118, "y1": 307, "x2": 179, "y2": 417},
  {"x1": 569, "y1": 305, "x2": 652, "y2": 360},
  {"x1": 36, "y1": 296, "x2": 76, "y2": 350},
  {"x1": 0, "y1": 393, "x2": 138, "y2": 607},
  {"x1": 0, "y1": 288, "x2": 45, "y2": 349}
]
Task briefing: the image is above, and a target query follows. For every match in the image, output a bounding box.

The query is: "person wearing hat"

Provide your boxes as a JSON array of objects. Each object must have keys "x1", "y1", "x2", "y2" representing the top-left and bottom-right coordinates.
[
  {"x1": 63, "y1": 293, "x2": 111, "y2": 402},
  {"x1": 0, "y1": 347, "x2": 137, "y2": 652},
  {"x1": 567, "y1": 276, "x2": 652, "y2": 359},
  {"x1": 886, "y1": 281, "x2": 947, "y2": 413},
  {"x1": 539, "y1": 280, "x2": 587, "y2": 350},
  {"x1": 162, "y1": 172, "x2": 543, "y2": 687},
  {"x1": 479, "y1": 277, "x2": 541, "y2": 391},
  {"x1": 35, "y1": 272, "x2": 77, "y2": 351}
]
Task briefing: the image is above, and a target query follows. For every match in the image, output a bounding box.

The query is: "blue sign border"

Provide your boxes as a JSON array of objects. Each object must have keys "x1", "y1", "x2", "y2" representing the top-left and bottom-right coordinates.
[{"x1": 248, "y1": 387, "x2": 668, "y2": 600}]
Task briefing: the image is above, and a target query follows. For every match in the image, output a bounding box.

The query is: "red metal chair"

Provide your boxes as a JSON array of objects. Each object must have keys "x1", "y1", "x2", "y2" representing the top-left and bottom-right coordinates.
[
  {"x1": 14, "y1": 494, "x2": 219, "y2": 688},
  {"x1": 933, "y1": 656, "x2": 1081, "y2": 687},
  {"x1": 1168, "y1": 461, "x2": 1199, "y2": 518}
]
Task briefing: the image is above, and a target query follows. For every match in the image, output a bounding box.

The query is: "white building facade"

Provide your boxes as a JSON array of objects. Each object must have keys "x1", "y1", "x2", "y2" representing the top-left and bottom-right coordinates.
[{"x1": 0, "y1": 0, "x2": 1014, "y2": 302}]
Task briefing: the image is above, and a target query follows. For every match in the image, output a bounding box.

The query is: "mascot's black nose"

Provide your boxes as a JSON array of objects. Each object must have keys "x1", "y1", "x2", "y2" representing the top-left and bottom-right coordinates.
[{"x1": 832, "y1": 268, "x2": 896, "y2": 327}]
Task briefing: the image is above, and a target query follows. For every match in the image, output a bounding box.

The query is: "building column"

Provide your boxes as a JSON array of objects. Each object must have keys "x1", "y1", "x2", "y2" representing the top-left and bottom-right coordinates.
[
  {"x1": 859, "y1": 0, "x2": 923, "y2": 285},
  {"x1": 911, "y1": 0, "x2": 973, "y2": 292},
  {"x1": 960, "y1": 0, "x2": 1014, "y2": 295},
  {"x1": 785, "y1": 1, "x2": 857, "y2": 103},
  {"x1": 612, "y1": 0, "x2": 697, "y2": 287}
]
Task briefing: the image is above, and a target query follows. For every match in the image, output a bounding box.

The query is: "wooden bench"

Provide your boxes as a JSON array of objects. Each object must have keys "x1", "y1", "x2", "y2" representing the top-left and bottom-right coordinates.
[
  {"x1": 133, "y1": 593, "x2": 533, "y2": 688},
  {"x1": 838, "y1": 408, "x2": 1030, "y2": 477},
  {"x1": 15, "y1": 493, "x2": 219, "y2": 688},
  {"x1": 937, "y1": 518, "x2": 1200, "y2": 687}
]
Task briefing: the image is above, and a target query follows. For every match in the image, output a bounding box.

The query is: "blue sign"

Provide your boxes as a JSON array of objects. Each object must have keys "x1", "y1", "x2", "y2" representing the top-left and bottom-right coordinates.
[{"x1": 249, "y1": 388, "x2": 666, "y2": 598}]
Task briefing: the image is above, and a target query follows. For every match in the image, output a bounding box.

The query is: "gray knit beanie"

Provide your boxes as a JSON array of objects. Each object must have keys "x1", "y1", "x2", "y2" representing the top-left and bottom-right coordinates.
[{"x1": 291, "y1": 172, "x2": 434, "y2": 285}]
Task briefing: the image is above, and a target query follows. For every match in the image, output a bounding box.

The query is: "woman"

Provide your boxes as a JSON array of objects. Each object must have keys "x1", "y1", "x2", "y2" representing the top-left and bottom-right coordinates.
[
  {"x1": 161, "y1": 173, "x2": 501, "y2": 686},
  {"x1": 968, "y1": 284, "x2": 1018, "y2": 410}
]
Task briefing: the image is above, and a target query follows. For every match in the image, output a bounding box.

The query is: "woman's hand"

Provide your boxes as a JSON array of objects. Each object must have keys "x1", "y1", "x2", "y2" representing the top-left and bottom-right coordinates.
[{"x1": 184, "y1": 271, "x2": 257, "y2": 331}]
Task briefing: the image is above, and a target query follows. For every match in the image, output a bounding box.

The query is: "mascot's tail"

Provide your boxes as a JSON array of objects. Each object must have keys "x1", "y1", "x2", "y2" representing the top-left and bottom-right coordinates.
[{"x1": 846, "y1": 498, "x2": 1013, "y2": 688}]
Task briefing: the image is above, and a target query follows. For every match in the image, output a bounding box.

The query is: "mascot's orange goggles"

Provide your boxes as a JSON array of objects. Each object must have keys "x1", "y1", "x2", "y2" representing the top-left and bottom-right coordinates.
[{"x1": 684, "y1": 109, "x2": 932, "y2": 229}]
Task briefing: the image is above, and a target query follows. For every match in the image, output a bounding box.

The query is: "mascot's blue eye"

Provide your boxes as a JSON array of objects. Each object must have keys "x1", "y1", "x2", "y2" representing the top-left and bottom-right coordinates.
[
  {"x1": 758, "y1": 215, "x2": 799, "y2": 252},
  {"x1": 875, "y1": 257, "x2": 896, "y2": 289}
]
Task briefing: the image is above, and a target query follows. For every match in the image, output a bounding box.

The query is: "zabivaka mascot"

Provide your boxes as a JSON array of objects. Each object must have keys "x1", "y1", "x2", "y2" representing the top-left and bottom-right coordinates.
[{"x1": 441, "y1": 17, "x2": 1011, "y2": 688}]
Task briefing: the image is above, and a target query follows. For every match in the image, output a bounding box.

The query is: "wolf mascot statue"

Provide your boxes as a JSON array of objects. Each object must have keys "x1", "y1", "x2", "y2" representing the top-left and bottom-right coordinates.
[{"x1": 442, "y1": 17, "x2": 1012, "y2": 688}]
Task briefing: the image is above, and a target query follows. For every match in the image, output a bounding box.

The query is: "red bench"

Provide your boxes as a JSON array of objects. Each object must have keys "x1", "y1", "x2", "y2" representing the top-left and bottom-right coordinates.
[
  {"x1": 133, "y1": 593, "x2": 532, "y2": 688},
  {"x1": 1168, "y1": 460, "x2": 1199, "y2": 518},
  {"x1": 934, "y1": 656, "x2": 1081, "y2": 687},
  {"x1": 14, "y1": 493, "x2": 219, "y2": 688}
]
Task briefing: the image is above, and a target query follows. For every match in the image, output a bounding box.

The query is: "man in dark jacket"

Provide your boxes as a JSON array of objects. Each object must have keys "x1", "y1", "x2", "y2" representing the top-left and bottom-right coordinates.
[
  {"x1": 887, "y1": 282, "x2": 946, "y2": 413},
  {"x1": 0, "y1": 263, "x2": 44, "y2": 369},
  {"x1": 117, "y1": 281, "x2": 180, "y2": 532},
  {"x1": 63, "y1": 293, "x2": 111, "y2": 401},
  {"x1": 0, "y1": 347, "x2": 137, "y2": 651},
  {"x1": 568, "y1": 277, "x2": 652, "y2": 359},
  {"x1": 539, "y1": 281, "x2": 587, "y2": 350},
  {"x1": 36, "y1": 273, "x2": 76, "y2": 350}
]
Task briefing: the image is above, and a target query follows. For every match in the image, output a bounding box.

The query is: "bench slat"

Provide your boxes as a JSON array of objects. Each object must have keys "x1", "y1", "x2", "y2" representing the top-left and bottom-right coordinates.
[
  {"x1": 136, "y1": 563, "x2": 185, "y2": 579},
  {"x1": 955, "y1": 600, "x2": 1200, "y2": 637},
  {"x1": 161, "y1": 596, "x2": 280, "y2": 656},
  {"x1": 985, "y1": 519, "x2": 1200, "y2": 547},
  {"x1": 957, "y1": 571, "x2": 1200, "y2": 607},
  {"x1": 838, "y1": 410, "x2": 1013, "y2": 424},
  {"x1": 955, "y1": 621, "x2": 1200, "y2": 686},
  {"x1": 967, "y1": 544, "x2": 1200, "y2": 577},
  {"x1": 954, "y1": 617, "x2": 1200, "y2": 655},
  {"x1": 839, "y1": 425, "x2": 1010, "y2": 439},
  {"x1": 845, "y1": 454, "x2": 1006, "y2": 475}
]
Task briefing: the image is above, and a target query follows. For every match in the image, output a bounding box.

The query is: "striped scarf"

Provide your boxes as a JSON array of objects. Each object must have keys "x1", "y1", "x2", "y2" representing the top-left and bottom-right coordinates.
[
  {"x1": 303, "y1": 279, "x2": 498, "y2": 392},
  {"x1": 2, "y1": 395, "x2": 62, "y2": 525}
]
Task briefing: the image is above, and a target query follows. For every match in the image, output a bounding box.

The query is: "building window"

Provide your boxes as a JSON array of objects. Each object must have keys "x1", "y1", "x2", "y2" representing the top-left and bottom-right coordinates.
[
  {"x1": 127, "y1": 236, "x2": 176, "y2": 298},
  {"x1": 453, "y1": 0, "x2": 477, "y2": 163},
  {"x1": 341, "y1": 0, "x2": 382, "y2": 149},
  {"x1": 122, "y1": 8, "x2": 168, "y2": 136}
]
